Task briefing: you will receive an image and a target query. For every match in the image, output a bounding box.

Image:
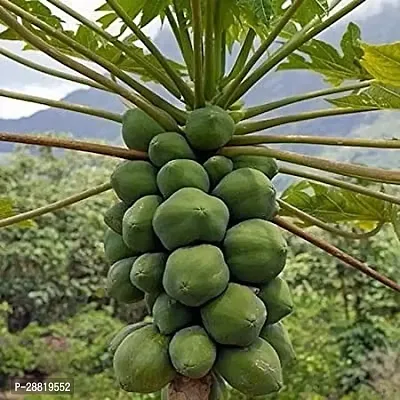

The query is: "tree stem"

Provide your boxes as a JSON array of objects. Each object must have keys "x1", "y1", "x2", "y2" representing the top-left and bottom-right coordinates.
[
  {"x1": 226, "y1": 0, "x2": 367, "y2": 106},
  {"x1": 277, "y1": 199, "x2": 384, "y2": 239},
  {"x1": 191, "y1": 0, "x2": 205, "y2": 108},
  {"x1": 273, "y1": 216, "x2": 400, "y2": 292},
  {"x1": 0, "y1": 46, "x2": 109, "y2": 92},
  {"x1": 0, "y1": 89, "x2": 122, "y2": 123},
  {"x1": 229, "y1": 134, "x2": 400, "y2": 149},
  {"x1": 0, "y1": 132, "x2": 147, "y2": 160},
  {"x1": 0, "y1": 0, "x2": 185, "y2": 124},
  {"x1": 235, "y1": 107, "x2": 378, "y2": 135},
  {"x1": 105, "y1": 0, "x2": 194, "y2": 106},
  {"x1": 0, "y1": 6, "x2": 178, "y2": 131},
  {"x1": 243, "y1": 80, "x2": 373, "y2": 119},
  {"x1": 0, "y1": 183, "x2": 112, "y2": 229},
  {"x1": 216, "y1": 0, "x2": 307, "y2": 107},
  {"x1": 278, "y1": 165, "x2": 400, "y2": 207},
  {"x1": 46, "y1": 0, "x2": 182, "y2": 100},
  {"x1": 224, "y1": 29, "x2": 256, "y2": 85},
  {"x1": 204, "y1": 0, "x2": 216, "y2": 99},
  {"x1": 166, "y1": 7, "x2": 194, "y2": 83},
  {"x1": 214, "y1": 1, "x2": 224, "y2": 83},
  {"x1": 220, "y1": 146, "x2": 400, "y2": 184},
  {"x1": 172, "y1": 1, "x2": 195, "y2": 81}
]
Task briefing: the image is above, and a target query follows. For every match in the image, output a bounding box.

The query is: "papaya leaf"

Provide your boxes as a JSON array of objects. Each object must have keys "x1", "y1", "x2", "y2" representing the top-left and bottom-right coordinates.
[
  {"x1": 278, "y1": 23, "x2": 371, "y2": 86},
  {"x1": 140, "y1": 0, "x2": 170, "y2": 27},
  {"x1": 291, "y1": 0, "x2": 328, "y2": 27},
  {"x1": 327, "y1": 83, "x2": 400, "y2": 110},
  {"x1": 280, "y1": 180, "x2": 393, "y2": 229},
  {"x1": 361, "y1": 42, "x2": 400, "y2": 87},
  {"x1": 0, "y1": 197, "x2": 36, "y2": 229}
]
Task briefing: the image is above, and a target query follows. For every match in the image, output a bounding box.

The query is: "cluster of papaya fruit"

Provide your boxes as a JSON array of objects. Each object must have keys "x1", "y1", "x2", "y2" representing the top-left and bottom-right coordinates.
[{"x1": 104, "y1": 105, "x2": 295, "y2": 398}]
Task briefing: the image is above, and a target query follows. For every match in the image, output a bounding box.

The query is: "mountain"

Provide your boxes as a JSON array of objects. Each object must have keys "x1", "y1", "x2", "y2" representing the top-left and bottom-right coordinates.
[{"x1": 1, "y1": 3, "x2": 399, "y2": 162}]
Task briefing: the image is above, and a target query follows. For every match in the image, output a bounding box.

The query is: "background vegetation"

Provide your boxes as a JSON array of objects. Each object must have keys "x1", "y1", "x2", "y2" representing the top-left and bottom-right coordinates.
[{"x1": 1, "y1": 148, "x2": 398, "y2": 400}]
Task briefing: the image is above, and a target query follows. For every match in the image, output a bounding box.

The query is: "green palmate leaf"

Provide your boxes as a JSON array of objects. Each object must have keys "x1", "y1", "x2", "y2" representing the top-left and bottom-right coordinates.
[
  {"x1": 0, "y1": 197, "x2": 35, "y2": 228},
  {"x1": 280, "y1": 180, "x2": 394, "y2": 230},
  {"x1": 291, "y1": 0, "x2": 328, "y2": 27},
  {"x1": 0, "y1": 0, "x2": 64, "y2": 39},
  {"x1": 96, "y1": 0, "x2": 146, "y2": 29},
  {"x1": 361, "y1": 42, "x2": 400, "y2": 87},
  {"x1": 278, "y1": 23, "x2": 371, "y2": 86},
  {"x1": 141, "y1": 0, "x2": 170, "y2": 27},
  {"x1": 327, "y1": 83, "x2": 400, "y2": 110}
]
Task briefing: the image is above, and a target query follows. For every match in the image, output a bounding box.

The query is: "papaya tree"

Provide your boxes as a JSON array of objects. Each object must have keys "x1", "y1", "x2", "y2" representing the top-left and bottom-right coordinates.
[{"x1": 0, "y1": 0, "x2": 399, "y2": 399}]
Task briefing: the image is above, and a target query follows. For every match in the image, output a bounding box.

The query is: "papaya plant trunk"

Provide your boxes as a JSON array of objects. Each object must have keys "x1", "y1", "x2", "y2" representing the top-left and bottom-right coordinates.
[{"x1": 166, "y1": 375, "x2": 212, "y2": 400}]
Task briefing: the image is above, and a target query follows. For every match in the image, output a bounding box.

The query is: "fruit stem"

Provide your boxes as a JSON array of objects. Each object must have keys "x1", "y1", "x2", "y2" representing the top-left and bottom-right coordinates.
[
  {"x1": 204, "y1": 0, "x2": 217, "y2": 99},
  {"x1": 219, "y1": 146, "x2": 400, "y2": 184},
  {"x1": 228, "y1": 133, "x2": 400, "y2": 149},
  {"x1": 277, "y1": 199, "x2": 385, "y2": 239},
  {"x1": 234, "y1": 107, "x2": 378, "y2": 135},
  {"x1": 105, "y1": 0, "x2": 194, "y2": 106},
  {"x1": 223, "y1": 0, "x2": 367, "y2": 107},
  {"x1": 0, "y1": 183, "x2": 112, "y2": 229},
  {"x1": 0, "y1": 46, "x2": 109, "y2": 92},
  {"x1": 0, "y1": 89, "x2": 123, "y2": 123},
  {"x1": 278, "y1": 165, "x2": 400, "y2": 207},
  {"x1": 170, "y1": 2, "x2": 195, "y2": 81},
  {"x1": 0, "y1": 0, "x2": 185, "y2": 125},
  {"x1": 273, "y1": 216, "x2": 400, "y2": 292},
  {"x1": 242, "y1": 80, "x2": 374, "y2": 119},
  {"x1": 0, "y1": 132, "x2": 147, "y2": 160},
  {"x1": 191, "y1": 0, "x2": 206, "y2": 108},
  {"x1": 216, "y1": 0, "x2": 307, "y2": 107},
  {"x1": 223, "y1": 29, "x2": 256, "y2": 87},
  {"x1": 0, "y1": 6, "x2": 179, "y2": 131}
]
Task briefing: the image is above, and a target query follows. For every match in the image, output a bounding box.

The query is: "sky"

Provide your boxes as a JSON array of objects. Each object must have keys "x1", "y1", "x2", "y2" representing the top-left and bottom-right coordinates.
[{"x1": 0, "y1": 0, "x2": 397, "y2": 119}]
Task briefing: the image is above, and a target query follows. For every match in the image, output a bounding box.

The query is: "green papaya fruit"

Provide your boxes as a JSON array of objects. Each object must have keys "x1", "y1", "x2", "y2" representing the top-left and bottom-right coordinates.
[
  {"x1": 163, "y1": 245, "x2": 230, "y2": 307},
  {"x1": 111, "y1": 161, "x2": 158, "y2": 205},
  {"x1": 260, "y1": 322, "x2": 296, "y2": 367},
  {"x1": 149, "y1": 132, "x2": 195, "y2": 167},
  {"x1": 169, "y1": 326, "x2": 216, "y2": 379},
  {"x1": 104, "y1": 201, "x2": 129, "y2": 235},
  {"x1": 258, "y1": 276, "x2": 293, "y2": 324},
  {"x1": 215, "y1": 337, "x2": 283, "y2": 396},
  {"x1": 223, "y1": 219, "x2": 288, "y2": 284},
  {"x1": 153, "y1": 293, "x2": 194, "y2": 335},
  {"x1": 157, "y1": 159, "x2": 210, "y2": 198},
  {"x1": 201, "y1": 283, "x2": 266, "y2": 347},
  {"x1": 231, "y1": 155, "x2": 279, "y2": 179},
  {"x1": 144, "y1": 291, "x2": 161, "y2": 316},
  {"x1": 152, "y1": 188, "x2": 229, "y2": 251},
  {"x1": 185, "y1": 105, "x2": 235, "y2": 150},
  {"x1": 212, "y1": 168, "x2": 276, "y2": 221},
  {"x1": 130, "y1": 252, "x2": 167, "y2": 293},
  {"x1": 122, "y1": 108, "x2": 165, "y2": 151},
  {"x1": 203, "y1": 156, "x2": 233, "y2": 188},
  {"x1": 108, "y1": 321, "x2": 150, "y2": 355},
  {"x1": 122, "y1": 195, "x2": 162, "y2": 254},
  {"x1": 106, "y1": 257, "x2": 144, "y2": 303},
  {"x1": 104, "y1": 228, "x2": 135, "y2": 265},
  {"x1": 113, "y1": 324, "x2": 176, "y2": 393}
]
